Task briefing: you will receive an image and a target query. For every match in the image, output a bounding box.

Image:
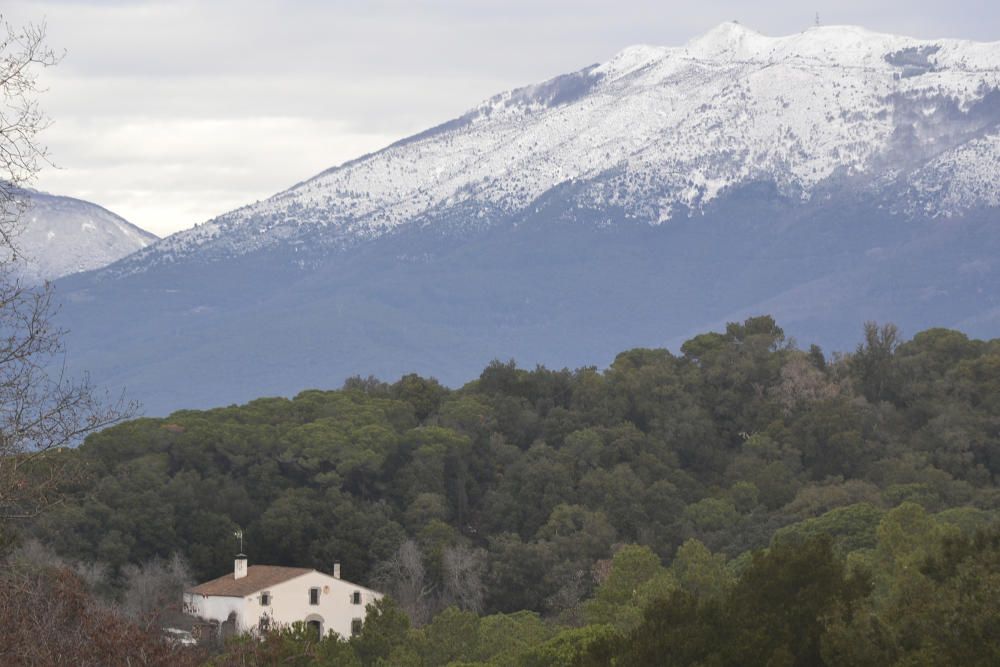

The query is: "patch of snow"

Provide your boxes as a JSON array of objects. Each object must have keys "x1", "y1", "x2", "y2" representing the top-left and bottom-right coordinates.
[{"x1": 7, "y1": 188, "x2": 158, "y2": 282}]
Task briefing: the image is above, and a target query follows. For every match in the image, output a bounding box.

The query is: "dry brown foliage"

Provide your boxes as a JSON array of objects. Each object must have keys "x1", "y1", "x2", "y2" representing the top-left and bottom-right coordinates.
[{"x1": 0, "y1": 565, "x2": 205, "y2": 666}]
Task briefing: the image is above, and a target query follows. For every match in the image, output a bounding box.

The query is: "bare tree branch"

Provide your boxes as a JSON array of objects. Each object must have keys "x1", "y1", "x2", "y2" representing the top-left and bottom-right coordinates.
[
  {"x1": 0, "y1": 17, "x2": 134, "y2": 522},
  {"x1": 372, "y1": 539, "x2": 436, "y2": 626}
]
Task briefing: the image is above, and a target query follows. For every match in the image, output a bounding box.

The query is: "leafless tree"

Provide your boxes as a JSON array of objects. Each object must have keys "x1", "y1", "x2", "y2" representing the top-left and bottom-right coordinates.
[
  {"x1": 0, "y1": 16, "x2": 135, "y2": 523},
  {"x1": 440, "y1": 543, "x2": 487, "y2": 614},
  {"x1": 9, "y1": 537, "x2": 111, "y2": 592},
  {"x1": 373, "y1": 540, "x2": 488, "y2": 625},
  {"x1": 9, "y1": 540, "x2": 193, "y2": 627},
  {"x1": 121, "y1": 554, "x2": 194, "y2": 621},
  {"x1": 770, "y1": 352, "x2": 842, "y2": 415},
  {"x1": 0, "y1": 564, "x2": 204, "y2": 666},
  {"x1": 372, "y1": 539, "x2": 436, "y2": 626},
  {"x1": 1, "y1": 16, "x2": 58, "y2": 249}
]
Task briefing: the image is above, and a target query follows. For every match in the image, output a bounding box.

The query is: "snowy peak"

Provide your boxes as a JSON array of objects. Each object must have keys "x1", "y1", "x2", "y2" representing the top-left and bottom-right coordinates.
[
  {"x1": 7, "y1": 189, "x2": 157, "y2": 282},
  {"x1": 126, "y1": 24, "x2": 1000, "y2": 270},
  {"x1": 684, "y1": 23, "x2": 871, "y2": 64},
  {"x1": 684, "y1": 21, "x2": 768, "y2": 59},
  {"x1": 681, "y1": 22, "x2": 1000, "y2": 71}
]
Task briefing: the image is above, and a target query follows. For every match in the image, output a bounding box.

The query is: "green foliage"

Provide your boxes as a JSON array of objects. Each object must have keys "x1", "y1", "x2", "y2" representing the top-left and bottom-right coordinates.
[
  {"x1": 351, "y1": 597, "x2": 412, "y2": 666},
  {"x1": 518, "y1": 624, "x2": 620, "y2": 667},
  {"x1": 683, "y1": 496, "x2": 739, "y2": 532},
  {"x1": 600, "y1": 536, "x2": 871, "y2": 667},
  {"x1": 773, "y1": 503, "x2": 884, "y2": 555},
  {"x1": 223, "y1": 622, "x2": 361, "y2": 666},
  {"x1": 416, "y1": 606, "x2": 480, "y2": 666},
  {"x1": 475, "y1": 611, "x2": 553, "y2": 663},
  {"x1": 852, "y1": 321, "x2": 903, "y2": 403},
  {"x1": 671, "y1": 538, "x2": 734, "y2": 600},
  {"x1": 823, "y1": 527, "x2": 1000, "y2": 666},
  {"x1": 17, "y1": 318, "x2": 1000, "y2": 665},
  {"x1": 584, "y1": 544, "x2": 675, "y2": 630},
  {"x1": 727, "y1": 537, "x2": 871, "y2": 665},
  {"x1": 205, "y1": 528, "x2": 1000, "y2": 666}
]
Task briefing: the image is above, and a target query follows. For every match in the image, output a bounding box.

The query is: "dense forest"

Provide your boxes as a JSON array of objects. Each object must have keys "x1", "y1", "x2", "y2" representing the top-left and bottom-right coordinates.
[{"x1": 4, "y1": 316, "x2": 1000, "y2": 665}]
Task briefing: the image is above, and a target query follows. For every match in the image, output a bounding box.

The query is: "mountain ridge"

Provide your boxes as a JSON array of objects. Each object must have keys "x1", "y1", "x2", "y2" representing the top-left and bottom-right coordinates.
[
  {"x1": 100, "y1": 21, "x2": 1000, "y2": 273},
  {"x1": 5, "y1": 187, "x2": 157, "y2": 282}
]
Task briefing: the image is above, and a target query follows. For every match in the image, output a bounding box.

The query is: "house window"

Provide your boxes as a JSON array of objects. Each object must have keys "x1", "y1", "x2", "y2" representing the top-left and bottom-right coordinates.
[
  {"x1": 309, "y1": 587, "x2": 320, "y2": 605},
  {"x1": 260, "y1": 592, "x2": 271, "y2": 606},
  {"x1": 351, "y1": 591, "x2": 362, "y2": 605},
  {"x1": 351, "y1": 618, "x2": 363, "y2": 636}
]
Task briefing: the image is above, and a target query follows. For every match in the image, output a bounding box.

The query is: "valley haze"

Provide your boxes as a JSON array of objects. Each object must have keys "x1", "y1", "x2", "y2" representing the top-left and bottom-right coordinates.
[{"x1": 50, "y1": 22, "x2": 1000, "y2": 415}]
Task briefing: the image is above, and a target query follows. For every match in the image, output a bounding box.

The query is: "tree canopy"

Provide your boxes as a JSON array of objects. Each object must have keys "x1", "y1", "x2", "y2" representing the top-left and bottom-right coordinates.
[{"x1": 5, "y1": 317, "x2": 1000, "y2": 665}]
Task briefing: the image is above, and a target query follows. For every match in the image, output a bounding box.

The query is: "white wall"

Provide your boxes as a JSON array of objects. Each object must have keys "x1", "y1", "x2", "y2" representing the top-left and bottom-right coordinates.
[
  {"x1": 183, "y1": 592, "x2": 248, "y2": 631},
  {"x1": 257, "y1": 571, "x2": 382, "y2": 639},
  {"x1": 185, "y1": 571, "x2": 382, "y2": 639}
]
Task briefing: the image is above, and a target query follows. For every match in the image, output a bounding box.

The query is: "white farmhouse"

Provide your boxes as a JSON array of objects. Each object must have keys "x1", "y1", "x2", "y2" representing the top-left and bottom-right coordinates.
[{"x1": 183, "y1": 555, "x2": 381, "y2": 639}]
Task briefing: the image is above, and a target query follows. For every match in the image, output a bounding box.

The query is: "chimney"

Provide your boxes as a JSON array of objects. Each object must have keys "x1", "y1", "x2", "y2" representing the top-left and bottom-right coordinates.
[
  {"x1": 333, "y1": 562, "x2": 341, "y2": 579},
  {"x1": 235, "y1": 554, "x2": 248, "y2": 580}
]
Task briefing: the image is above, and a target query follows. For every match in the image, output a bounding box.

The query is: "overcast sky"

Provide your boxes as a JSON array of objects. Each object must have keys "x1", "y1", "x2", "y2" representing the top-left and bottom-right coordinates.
[{"x1": 4, "y1": 0, "x2": 998, "y2": 237}]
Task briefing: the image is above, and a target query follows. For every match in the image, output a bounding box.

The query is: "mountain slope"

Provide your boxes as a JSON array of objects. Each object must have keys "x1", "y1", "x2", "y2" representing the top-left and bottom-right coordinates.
[
  {"x1": 7, "y1": 188, "x2": 157, "y2": 282},
  {"x1": 114, "y1": 22, "x2": 1000, "y2": 269},
  {"x1": 53, "y1": 23, "x2": 1000, "y2": 414}
]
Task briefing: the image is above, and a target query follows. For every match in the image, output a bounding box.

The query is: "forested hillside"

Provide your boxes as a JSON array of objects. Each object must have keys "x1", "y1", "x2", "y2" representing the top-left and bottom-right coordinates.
[{"x1": 13, "y1": 316, "x2": 1000, "y2": 664}]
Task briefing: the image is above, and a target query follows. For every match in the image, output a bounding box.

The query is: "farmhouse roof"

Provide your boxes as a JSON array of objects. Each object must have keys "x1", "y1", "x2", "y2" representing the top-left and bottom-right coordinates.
[{"x1": 186, "y1": 565, "x2": 314, "y2": 597}]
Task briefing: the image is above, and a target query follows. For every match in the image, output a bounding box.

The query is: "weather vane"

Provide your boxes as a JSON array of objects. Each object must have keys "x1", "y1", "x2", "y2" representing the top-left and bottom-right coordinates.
[{"x1": 234, "y1": 529, "x2": 244, "y2": 553}]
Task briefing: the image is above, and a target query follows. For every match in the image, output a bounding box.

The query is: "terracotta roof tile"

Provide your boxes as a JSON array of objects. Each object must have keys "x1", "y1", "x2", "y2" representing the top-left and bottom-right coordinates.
[{"x1": 186, "y1": 565, "x2": 314, "y2": 597}]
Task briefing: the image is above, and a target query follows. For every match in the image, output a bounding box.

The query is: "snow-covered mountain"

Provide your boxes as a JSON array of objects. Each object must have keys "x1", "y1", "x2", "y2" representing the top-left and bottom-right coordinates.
[
  {"x1": 6, "y1": 188, "x2": 157, "y2": 282},
  {"x1": 117, "y1": 22, "x2": 1000, "y2": 270},
  {"x1": 53, "y1": 24, "x2": 1000, "y2": 414}
]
